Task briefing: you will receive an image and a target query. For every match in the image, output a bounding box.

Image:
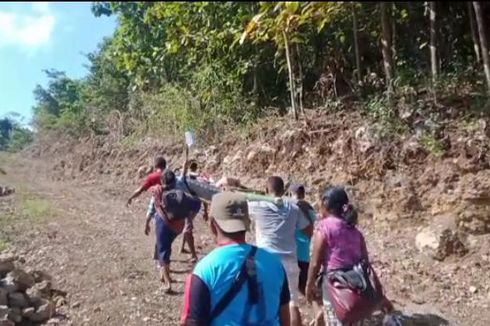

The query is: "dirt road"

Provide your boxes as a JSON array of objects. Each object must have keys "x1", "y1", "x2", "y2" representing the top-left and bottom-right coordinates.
[
  {"x1": 2, "y1": 158, "x2": 202, "y2": 325},
  {"x1": 1, "y1": 157, "x2": 488, "y2": 325}
]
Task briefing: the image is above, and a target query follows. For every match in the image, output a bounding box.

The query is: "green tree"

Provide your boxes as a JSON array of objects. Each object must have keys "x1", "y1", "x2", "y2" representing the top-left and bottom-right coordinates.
[{"x1": 0, "y1": 116, "x2": 33, "y2": 152}]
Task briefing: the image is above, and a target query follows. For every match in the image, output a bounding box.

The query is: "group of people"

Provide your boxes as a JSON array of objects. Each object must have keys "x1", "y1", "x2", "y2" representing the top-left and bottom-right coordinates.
[{"x1": 127, "y1": 152, "x2": 395, "y2": 326}]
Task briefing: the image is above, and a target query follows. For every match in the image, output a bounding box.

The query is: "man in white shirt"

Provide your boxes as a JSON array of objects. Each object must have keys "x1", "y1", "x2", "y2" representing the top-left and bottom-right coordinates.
[{"x1": 248, "y1": 176, "x2": 313, "y2": 326}]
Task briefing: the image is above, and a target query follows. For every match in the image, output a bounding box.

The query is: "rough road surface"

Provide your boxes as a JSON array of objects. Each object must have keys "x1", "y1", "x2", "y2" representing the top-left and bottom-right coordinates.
[
  {"x1": 2, "y1": 158, "x2": 204, "y2": 326},
  {"x1": 1, "y1": 156, "x2": 489, "y2": 325}
]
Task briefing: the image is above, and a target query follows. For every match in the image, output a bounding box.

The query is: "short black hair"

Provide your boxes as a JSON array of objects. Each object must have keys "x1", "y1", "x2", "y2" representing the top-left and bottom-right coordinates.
[
  {"x1": 154, "y1": 156, "x2": 167, "y2": 170},
  {"x1": 161, "y1": 170, "x2": 176, "y2": 189},
  {"x1": 291, "y1": 185, "x2": 305, "y2": 196},
  {"x1": 189, "y1": 160, "x2": 198, "y2": 172},
  {"x1": 267, "y1": 176, "x2": 285, "y2": 196},
  {"x1": 322, "y1": 186, "x2": 358, "y2": 225}
]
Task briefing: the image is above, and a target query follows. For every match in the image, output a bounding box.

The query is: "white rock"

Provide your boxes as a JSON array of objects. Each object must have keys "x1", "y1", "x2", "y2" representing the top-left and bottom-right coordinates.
[
  {"x1": 22, "y1": 307, "x2": 35, "y2": 318},
  {"x1": 0, "y1": 277, "x2": 16, "y2": 294},
  {"x1": 246, "y1": 150, "x2": 257, "y2": 162},
  {"x1": 415, "y1": 215, "x2": 467, "y2": 261}
]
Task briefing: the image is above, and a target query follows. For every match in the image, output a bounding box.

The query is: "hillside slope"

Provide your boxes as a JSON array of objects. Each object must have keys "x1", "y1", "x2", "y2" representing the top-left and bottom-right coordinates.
[{"x1": 25, "y1": 108, "x2": 490, "y2": 325}]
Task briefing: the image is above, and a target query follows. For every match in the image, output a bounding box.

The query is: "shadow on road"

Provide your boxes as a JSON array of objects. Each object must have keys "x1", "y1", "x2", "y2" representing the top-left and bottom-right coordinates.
[{"x1": 367, "y1": 311, "x2": 450, "y2": 326}]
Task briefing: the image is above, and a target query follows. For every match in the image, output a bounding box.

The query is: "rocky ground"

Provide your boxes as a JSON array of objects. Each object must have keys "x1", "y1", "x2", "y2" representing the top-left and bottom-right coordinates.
[
  {"x1": 2, "y1": 109, "x2": 490, "y2": 325},
  {"x1": 0, "y1": 252, "x2": 65, "y2": 326}
]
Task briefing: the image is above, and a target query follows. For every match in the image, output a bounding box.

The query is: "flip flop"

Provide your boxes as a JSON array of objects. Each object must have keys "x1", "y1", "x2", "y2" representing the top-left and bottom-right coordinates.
[{"x1": 161, "y1": 284, "x2": 172, "y2": 295}]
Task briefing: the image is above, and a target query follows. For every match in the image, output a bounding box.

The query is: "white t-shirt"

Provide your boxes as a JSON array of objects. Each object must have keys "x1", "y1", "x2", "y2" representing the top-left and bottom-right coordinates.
[{"x1": 248, "y1": 199, "x2": 310, "y2": 259}]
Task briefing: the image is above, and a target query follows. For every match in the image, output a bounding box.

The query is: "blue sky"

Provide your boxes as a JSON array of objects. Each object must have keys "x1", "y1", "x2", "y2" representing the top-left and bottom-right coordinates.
[{"x1": 0, "y1": 2, "x2": 116, "y2": 125}]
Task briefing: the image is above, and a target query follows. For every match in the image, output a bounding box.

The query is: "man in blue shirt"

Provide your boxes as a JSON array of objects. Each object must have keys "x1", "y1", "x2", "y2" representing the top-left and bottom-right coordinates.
[
  {"x1": 289, "y1": 184, "x2": 316, "y2": 296},
  {"x1": 181, "y1": 192, "x2": 291, "y2": 326}
]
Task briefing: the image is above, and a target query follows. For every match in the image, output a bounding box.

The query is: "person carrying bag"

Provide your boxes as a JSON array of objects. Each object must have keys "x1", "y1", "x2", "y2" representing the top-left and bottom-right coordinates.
[{"x1": 305, "y1": 187, "x2": 393, "y2": 325}]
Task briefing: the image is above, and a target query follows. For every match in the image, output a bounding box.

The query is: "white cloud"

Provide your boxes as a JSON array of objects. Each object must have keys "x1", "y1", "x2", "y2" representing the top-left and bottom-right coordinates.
[{"x1": 0, "y1": 3, "x2": 56, "y2": 49}]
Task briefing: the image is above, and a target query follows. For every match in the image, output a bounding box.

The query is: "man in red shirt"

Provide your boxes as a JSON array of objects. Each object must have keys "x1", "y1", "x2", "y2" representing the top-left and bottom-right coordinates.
[{"x1": 127, "y1": 156, "x2": 167, "y2": 207}]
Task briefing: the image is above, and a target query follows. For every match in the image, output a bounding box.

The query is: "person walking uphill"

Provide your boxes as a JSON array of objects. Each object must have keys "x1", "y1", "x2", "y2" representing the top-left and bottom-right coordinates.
[
  {"x1": 289, "y1": 184, "x2": 316, "y2": 296},
  {"x1": 305, "y1": 187, "x2": 393, "y2": 325},
  {"x1": 127, "y1": 156, "x2": 167, "y2": 207},
  {"x1": 181, "y1": 192, "x2": 291, "y2": 326},
  {"x1": 248, "y1": 176, "x2": 313, "y2": 326},
  {"x1": 290, "y1": 184, "x2": 325, "y2": 326},
  {"x1": 151, "y1": 170, "x2": 202, "y2": 294},
  {"x1": 177, "y1": 150, "x2": 209, "y2": 263}
]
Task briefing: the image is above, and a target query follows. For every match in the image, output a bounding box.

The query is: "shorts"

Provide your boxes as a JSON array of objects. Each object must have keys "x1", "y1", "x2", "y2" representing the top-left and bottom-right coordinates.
[
  {"x1": 281, "y1": 256, "x2": 301, "y2": 306},
  {"x1": 322, "y1": 276, "x2": 364, "y2": 326},
  {"x1": 298, "y1": 260, "x2": 309, "y2": 296},
  {"x1": 155, "y1": 215, "x2": 178, "y2": 265}
]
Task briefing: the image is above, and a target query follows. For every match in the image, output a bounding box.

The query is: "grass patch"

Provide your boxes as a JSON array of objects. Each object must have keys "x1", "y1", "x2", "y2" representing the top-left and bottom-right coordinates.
[
  {"x1": 421, "y1": 133, "x2": 445, "y2": 157},
  {"x1": 21, "y1": 198, "x2": 56, "y2": 223},
  {"x1": 0, "y1": 238, "x2": 9, "y2": 251},
  {"x1": 0, "y1": 151, "x2": 14, "y2": 166},
  {"x1": 0, "y1": 184, "x2": 58, "y2": 251}
]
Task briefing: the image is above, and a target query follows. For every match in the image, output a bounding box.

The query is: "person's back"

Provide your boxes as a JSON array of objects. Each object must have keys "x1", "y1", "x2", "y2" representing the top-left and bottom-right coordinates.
[
  {"x1": 249, "y1": 199, "x2": 303, "y2": 258},
  {"x1": 306, "y1": 186, "x2": 394, "y2": 326},
  {"x1": 181, "y1": 192, "x2": 290, "y2": 326},
  {"x1": 293, "y1": 198, "x2": 316, "y2": 263},
  {"x1": 183, "y1": 243, "x2": 288, "y2": 326},
  {"x1": 247, "y1": 177, "x2": 312, "y2": 326},
  {"x1": 317, "y1": 216, "x2": 365, "y2": 271}
]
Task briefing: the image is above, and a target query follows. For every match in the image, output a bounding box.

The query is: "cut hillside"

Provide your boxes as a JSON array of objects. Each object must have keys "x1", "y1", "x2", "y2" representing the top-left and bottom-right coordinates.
[{"x1": 25, "y1": 107, "x2": 490, "y2": 325}]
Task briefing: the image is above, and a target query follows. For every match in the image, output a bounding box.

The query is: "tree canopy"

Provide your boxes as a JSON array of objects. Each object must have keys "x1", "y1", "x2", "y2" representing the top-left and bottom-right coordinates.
[{"x1": 30, "y1": 2, "x2": 490, "y2": 140}]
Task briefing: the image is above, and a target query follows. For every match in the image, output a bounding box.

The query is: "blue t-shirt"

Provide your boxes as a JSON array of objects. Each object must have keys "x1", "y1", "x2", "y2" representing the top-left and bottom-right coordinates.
[
  {"x1": 181, "y1": 243, "x2": 290, "y2": 326},
  {"x1": 295, "y1": 208, "x2": 316, "y2": 262}
]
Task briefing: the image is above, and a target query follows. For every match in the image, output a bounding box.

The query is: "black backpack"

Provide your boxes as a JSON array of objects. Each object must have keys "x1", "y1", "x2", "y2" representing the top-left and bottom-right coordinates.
[{"x1": 161, "y1": 189, "x2": 201, "y2": 220}]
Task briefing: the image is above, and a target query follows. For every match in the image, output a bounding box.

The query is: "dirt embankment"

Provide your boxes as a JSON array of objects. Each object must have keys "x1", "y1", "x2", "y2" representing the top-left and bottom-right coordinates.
[
  {"x1": 31, "y1": 110, "x2": 490, "y2": 235},
  {"x1": 24, "y1": 109, "x2": 490, "y2": 325}
]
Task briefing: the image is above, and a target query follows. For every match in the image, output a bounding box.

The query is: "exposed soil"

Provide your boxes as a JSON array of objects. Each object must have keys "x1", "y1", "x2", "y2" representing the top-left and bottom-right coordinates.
[{"x1": 2, "y1": 109, "x2": 490, "y2": 325}]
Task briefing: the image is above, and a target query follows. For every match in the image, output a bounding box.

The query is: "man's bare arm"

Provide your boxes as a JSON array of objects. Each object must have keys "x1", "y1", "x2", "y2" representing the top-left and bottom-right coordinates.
[
  {"x1": 301, "y1": 223, "x2": 313, "y2": 238},
  {"x1": 279, "y1": 304, "x2": 291, "y2": 326},
  {"x1": 127, "y1": 186, "x2": 145, "y2": 207}
]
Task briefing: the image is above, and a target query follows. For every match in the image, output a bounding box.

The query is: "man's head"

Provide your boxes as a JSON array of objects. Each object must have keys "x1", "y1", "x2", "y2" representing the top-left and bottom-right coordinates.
[
  {"x1": 266, "y1": 176, "x2": 285, "y2": 197},
  {"x1": 154, "y1": 156, "x2": 167, "y2": 171},
  {"x1": 210, "y1": 192, "x2": 250, "y2": 239},
  {"x1": 290, "y1": 184, "x2": 305, "y2": 200},
  {"x1": 161, "y1": 170, "x2": 177, "y2": 190},
  {"x1": 189, "y1": 160, "x2": 198, "y2": 173}
]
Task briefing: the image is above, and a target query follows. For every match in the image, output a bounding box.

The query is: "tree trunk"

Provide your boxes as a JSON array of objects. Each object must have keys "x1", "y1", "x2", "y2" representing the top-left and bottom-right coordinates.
[
  {"x1": 295, "y1": 44, "x2": 305, "y2": 115},
  {"x1": 473, "y1": 2, "x2": 490, "y2": 95},
  {"x1": 352, "y1": 4, "x2": 362, "y2": 84},
  {"x1": 392, "y1": 2, "x2": 397, "y2": 62},
  {"x1": 468, "y1": 2, "x2": 481, "y2": 63},
  {"x1": 283, "y1": 30, "x2": 298, "y2": 120},
  {"x1": 430, "y1": 2, "x2": 438, "y2": 83},
  {"x1": 380, "y1": 2, "x2": 394, "y2": 102}
]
